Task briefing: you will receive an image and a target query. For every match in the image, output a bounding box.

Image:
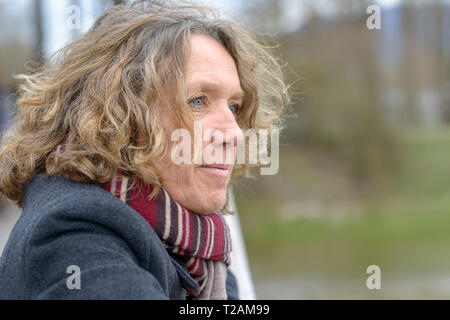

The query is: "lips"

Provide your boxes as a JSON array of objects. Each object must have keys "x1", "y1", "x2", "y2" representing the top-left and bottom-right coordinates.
[
  {"x1": 200, "y1": 164, "x2": 231, "y2": 170},
  {"x1": 198, "y1": 164, "x2": 231, "y2": 178}
]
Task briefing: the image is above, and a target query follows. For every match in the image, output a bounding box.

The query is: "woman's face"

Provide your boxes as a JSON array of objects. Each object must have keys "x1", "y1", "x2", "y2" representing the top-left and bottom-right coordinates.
[{"x1": 153, "y1": 34, "x2": 244, "y2": 214}]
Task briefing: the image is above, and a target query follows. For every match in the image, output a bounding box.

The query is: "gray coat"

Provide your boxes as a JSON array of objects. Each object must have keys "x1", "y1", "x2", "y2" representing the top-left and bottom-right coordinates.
[{"x1": 0, "y1": 174, "x2": 239, "y2": 300}]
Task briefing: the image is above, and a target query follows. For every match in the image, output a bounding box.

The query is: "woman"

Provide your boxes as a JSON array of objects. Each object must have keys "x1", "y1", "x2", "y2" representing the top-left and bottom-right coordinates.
[{"x1": 0, "y1": 0, "x2": 289, "y2": 299}]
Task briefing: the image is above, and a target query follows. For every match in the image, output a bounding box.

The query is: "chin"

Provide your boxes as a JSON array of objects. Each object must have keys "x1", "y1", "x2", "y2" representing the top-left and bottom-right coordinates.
[{"x1": 194, "y1": 192, "x2": 227, "y2": 214}]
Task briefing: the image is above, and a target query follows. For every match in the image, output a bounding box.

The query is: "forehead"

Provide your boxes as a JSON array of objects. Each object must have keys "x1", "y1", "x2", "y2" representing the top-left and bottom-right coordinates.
[{"x1": 185, "y1": 34, "x2": 242, "y2": 94}]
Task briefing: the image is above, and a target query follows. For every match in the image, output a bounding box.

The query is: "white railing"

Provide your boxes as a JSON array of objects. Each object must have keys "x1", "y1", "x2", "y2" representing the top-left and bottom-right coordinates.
[{"x1": 225, "y1": 194, "x2": 256, "y2": 299}]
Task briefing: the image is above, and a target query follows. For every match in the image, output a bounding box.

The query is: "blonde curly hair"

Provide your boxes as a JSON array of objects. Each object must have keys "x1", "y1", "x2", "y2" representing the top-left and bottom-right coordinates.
[{"x1": 0, "y1": 0, "x2": 290, "y2": 210}]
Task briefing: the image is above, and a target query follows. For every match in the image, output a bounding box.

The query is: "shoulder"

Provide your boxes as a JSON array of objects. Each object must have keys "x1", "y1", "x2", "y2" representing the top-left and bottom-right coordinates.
[
  {"x1": 1, "y1": 174, "x2": 173, "y2": 299},
  {"x1": 21, "y1": 173, "x2": 151, "y2": 237},
  {"x1": 23, "y1": 173, "x2": 131, "y2": 219},
  {"x1": 12, "y1": 174, "x2": 169, "y2": 273},
  {"x1": 19, "y1": 174, "x2": 164, "y2": 259}
]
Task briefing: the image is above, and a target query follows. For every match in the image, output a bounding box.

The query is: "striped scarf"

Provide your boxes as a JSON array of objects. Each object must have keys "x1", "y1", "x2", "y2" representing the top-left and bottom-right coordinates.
[{"x1": 102, "y1": 168, "x2": 232, "y2": 299}]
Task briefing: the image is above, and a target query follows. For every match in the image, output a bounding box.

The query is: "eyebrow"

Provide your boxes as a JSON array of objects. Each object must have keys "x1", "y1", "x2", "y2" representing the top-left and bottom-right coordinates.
[{"x1": 187, "y1": 78, "x2": 245, "y2": 101}]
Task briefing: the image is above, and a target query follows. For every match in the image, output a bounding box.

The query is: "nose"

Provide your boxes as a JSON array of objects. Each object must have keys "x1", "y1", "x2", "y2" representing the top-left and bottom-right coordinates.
[{"x1": 209, "y1": 105, "x2": 243, "y2": 148}]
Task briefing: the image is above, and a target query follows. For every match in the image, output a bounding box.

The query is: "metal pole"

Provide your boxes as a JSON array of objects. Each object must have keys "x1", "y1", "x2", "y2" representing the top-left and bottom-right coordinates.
[{"x1": 33, "y1": 0, "x2": 44, "y2": 66}]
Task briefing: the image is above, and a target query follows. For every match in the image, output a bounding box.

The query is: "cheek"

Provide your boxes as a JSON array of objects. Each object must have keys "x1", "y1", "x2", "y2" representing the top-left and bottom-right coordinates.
[
  {"x1": 153, "y1": 142, "x2": 228, "y2": 213},
  {"x1": 164, "y1": 163, "x2": 195, "y2": 187},
  {"x1": 153, "y1": 157, "x2": 193, "y2": 195}
]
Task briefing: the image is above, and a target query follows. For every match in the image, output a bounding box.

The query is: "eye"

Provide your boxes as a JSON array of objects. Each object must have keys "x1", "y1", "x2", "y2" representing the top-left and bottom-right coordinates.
[
  {"x1": 189, "y1": 96, "x2": 206, "y2": 108},
  {"x1": 229, "y1": 104, "x2": 240, "y2": 114}
]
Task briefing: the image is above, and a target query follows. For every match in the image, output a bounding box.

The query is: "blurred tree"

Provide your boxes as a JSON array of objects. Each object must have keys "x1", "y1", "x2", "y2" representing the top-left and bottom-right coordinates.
[
  {"x1": 240, "y1": 0, "x2": 283, "y2": 34},
  {"x1": 241, "y1": 0, "x2": 402, "y2": 186}
]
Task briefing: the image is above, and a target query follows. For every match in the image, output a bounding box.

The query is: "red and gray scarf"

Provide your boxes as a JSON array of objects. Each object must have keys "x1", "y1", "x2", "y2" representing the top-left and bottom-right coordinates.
[
  {"x1": 53, "y1": 143, "x2": 232, "y2": 299},
  {"x1": 102, "y1": 168, "x2": 233, "y2": 299}
]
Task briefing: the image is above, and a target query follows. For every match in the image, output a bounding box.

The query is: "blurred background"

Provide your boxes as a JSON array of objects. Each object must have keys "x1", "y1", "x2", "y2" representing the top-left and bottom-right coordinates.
[{"x1": 2, "y1": 0, "x2": 450, "y2": 299}]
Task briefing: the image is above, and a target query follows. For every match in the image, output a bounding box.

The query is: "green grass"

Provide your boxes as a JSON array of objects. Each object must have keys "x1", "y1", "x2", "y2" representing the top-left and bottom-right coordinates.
[{"x1": 235, "y1": 125, "x2": 450, "y2": 279}]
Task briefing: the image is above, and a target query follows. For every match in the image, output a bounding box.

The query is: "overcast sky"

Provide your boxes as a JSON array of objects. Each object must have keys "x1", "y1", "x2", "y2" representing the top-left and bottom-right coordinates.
[
  {"x1": 36, "y1": 0, "x2": 406, "y2": 57},
  {"x1": 2, "y1": 0, "x2": 444, "y2": 58}
]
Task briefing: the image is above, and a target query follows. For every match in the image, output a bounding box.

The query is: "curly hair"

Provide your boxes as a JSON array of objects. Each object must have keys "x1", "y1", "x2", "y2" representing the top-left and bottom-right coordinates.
[{"x1": 0, "y1": 0, "x2": 290, "y2": 210}]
